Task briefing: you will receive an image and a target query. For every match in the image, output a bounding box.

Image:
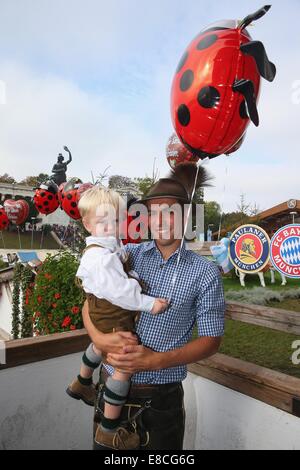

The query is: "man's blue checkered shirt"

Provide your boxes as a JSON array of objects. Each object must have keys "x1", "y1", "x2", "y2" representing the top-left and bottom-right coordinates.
[{"x1": 105, "y1": 240, "x2": 225, "y2": 384}]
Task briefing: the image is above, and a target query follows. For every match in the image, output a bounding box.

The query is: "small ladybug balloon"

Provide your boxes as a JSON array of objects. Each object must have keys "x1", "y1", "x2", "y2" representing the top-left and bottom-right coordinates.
[
  {"x1": 61, "y1": 178, "x2": 83, "y2": 220},
  {"x1": 171, "y1": 5, "x2": 276, "y2": 159},
  {"x1": 0, "y1": 205, "x2": 9, "y2": 231},
  {"x1": 166, "y1": 133, "x2": 199, "y2": 169},
  {"x1": 34, "y1": 180, "x2": 59, "y2": 215},
  {"x1": 77, "y1": 182, "x2": 94, "y2": 201}
]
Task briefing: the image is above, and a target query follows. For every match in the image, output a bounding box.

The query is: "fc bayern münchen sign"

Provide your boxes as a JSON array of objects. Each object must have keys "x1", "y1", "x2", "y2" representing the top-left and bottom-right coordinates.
[
  {"x1": 229, "y1": 224, "x2": 270, "y2": 274},
  {"x1": 270, "y1": 224, "x2": 300, "y2": 278}
]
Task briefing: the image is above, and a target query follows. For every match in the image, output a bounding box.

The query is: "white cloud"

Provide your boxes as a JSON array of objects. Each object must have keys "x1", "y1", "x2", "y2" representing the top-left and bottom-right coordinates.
[{"x1": 0, "y1": 0, "x2": 299, "y2": 214}]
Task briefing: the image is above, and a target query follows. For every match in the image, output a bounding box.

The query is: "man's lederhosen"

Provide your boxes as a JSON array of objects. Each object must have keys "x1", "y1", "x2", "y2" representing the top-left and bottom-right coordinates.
[
  {"x1": 94, "y1": 367, "x2": 185, "y2": 450},
  {"x1": 80, "y1": 244, "x2": 185, "y2": 450}
]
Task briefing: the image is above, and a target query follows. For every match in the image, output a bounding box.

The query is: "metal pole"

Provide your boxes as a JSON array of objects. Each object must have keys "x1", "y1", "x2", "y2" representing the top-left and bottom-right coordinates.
[
  {"x1": 17, "y1": 226, "x2": 22, "y2": 249},
  {"x1": 40, "y1": 225, "x2": 44, "y2": 249},
  {"x1": 0, "y1": 231, "x2": 5, "y2": 249}
]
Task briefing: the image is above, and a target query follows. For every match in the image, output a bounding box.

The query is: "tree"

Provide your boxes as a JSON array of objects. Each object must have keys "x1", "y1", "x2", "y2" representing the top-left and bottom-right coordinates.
[
  {"x1": 237, "y1": 194, "x2": 251, "y2": 217},
  {"x1": 19, "y1": 173, "x2": 50, "y2": 187},
  {"x1": 204, "y1": 201, "x2": 221, "y2": 234},
  {"x1": 0, "y1": 173, "x2": 16, "y2": 184}
]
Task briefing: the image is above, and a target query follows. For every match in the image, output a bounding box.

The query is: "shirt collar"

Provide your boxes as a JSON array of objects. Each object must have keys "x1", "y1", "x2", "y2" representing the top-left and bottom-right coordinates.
[{"x1": 141, "y1": 240, "x2": 193, "y2": 264}]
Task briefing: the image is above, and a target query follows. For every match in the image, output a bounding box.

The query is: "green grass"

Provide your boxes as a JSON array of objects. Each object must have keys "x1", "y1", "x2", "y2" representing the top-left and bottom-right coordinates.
[
  {"x1": 220, "y1": 320, "x2": 300, "y2": 379},
  {"x1": 0, "y1": 231, "x2": 59, "y2": 250},
  {"x1": 196, "y1": 272, "x2": 300, "y2": 379}
]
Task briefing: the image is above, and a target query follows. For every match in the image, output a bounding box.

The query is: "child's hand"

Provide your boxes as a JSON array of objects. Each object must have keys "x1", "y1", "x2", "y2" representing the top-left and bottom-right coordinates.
[{"x1": 151, "y1": 298, "x2": 169, "y2": 315}]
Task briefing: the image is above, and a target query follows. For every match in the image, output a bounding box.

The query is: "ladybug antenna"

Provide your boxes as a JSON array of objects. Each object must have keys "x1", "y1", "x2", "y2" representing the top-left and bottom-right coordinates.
[{"x1": 238, "y1": 5, "x2": 271, "y2": 30}]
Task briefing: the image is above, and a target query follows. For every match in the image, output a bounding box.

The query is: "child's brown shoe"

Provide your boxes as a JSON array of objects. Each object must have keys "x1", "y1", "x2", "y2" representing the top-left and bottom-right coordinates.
[
  {"x1": 66, "y1": 378, "x2": 96, "y2": 407},
  {"x1": 94, "y1": 425, "x2": 140, "y2": 450}
]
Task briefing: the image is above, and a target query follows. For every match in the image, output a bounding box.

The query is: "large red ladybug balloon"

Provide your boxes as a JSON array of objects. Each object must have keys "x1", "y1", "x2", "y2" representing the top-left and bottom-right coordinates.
[
  {"x1": 34, "y1": 180, "x2": 59, "y2": 215},
  {"x1": 61, "y1": 178, "x2": 83, "y2": 220},
  {"x1": 0, "y1": 205, "x2": 9, "y2": 231},
  {"x1": 171, "y1": 5, "x2": 276, "y2": 159},
  {"x1": 4, "y1": 199, "x2": 29, "y2": 225},
  {"x1": 166, "y1": 132, "x2": 199, "y2": 169}
]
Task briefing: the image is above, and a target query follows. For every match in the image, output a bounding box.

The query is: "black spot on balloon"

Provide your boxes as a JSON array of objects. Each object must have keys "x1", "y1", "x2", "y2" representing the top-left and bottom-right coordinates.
[
  {"x1": 70, "y1": 210, "x2": 75, "y2": 216},
  {"x1": 71, "y1": 202, "x2": 77, "y2": 208},
  {"x1": 44, "y1": 201, "x2": 49, "y2": 206},
  {"x1": 38, "y1": 205, "x2": 42, "y2": 209},
  {"x1": 41, "y1": 192, "x2": 45, "y2": 197},
  {"x1": 180, "y1": 70, "x2": 194, "y2": 92},
  {"x1": 61, "y1": 194, "x2": 65, "y2": 199},
  {"x1": 197, "y1": 86, "x2": 220, "y2": 108},
  {"x1": 45, "y1": 208, "x2": 50, "y2": 213},
  {"x1": 177, "y1": 104, "x2": 190, "y2": 127},
  {"x1": 239, "y1": 100, "x2": 248, "y2": 119},
  {"x1": 197, "y1": 34, "x2": 218, "y2": 50},
  {"x1": 67, "y1": 194, "x2": 72, "y2": 200},
  {"x1": 48, "y1": 195, "x2": 53, "y2": 200},
  {"x1": 176, "y1": 51, "x2": 188, "y2": 73}
]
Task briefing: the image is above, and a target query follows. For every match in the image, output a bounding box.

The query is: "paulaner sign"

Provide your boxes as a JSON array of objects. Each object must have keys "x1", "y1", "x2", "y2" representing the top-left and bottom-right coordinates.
[{"x1": 229, "y1": 225, "x2": 270, "y2": 273}]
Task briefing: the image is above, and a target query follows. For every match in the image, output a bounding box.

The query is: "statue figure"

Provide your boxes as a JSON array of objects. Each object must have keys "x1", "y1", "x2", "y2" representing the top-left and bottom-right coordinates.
[{"x1": 51, "y1": 146, "x2": 72, "y2": 185}]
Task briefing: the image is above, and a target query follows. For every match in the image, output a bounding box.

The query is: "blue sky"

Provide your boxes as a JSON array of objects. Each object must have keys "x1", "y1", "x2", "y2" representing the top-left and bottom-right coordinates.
[{"x1": 0, "y1": 0, "x2": 299, "y2": 211}]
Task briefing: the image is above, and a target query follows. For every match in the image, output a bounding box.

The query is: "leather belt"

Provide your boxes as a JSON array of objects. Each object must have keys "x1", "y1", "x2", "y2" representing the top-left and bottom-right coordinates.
[{"x1": 100, "y1": 366, "x2": 181, "y2": 399}]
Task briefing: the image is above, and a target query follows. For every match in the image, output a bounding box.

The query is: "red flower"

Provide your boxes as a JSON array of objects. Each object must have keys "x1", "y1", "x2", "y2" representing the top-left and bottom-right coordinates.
[
  {"x1": 54, "y1": 293, "x2": 61, "y2": 299},
  {"x1": 71, "y1": 306, "x2": 80, "y2": 314},
  {"x1": 47, "y1": 314, "x2": 53, "y2": 320},
  {"x1": 34, "y1": 312, "x2": 41, "y2": 318},
  {"x1": 62, "y1": 316, "x2": 71, "y2": 328},
  {"x1": 44, "y1": 273, "x2": 52, "y2": 280},
  {"x1": 52, "y1": 303, "x2": 57, "y2": 309},
  {"x1": 70, "y1": 325, "x2": 76, "y2": 331},
  {"x1": 37, "y1": 296, "x2": 43, "y2": 304}
]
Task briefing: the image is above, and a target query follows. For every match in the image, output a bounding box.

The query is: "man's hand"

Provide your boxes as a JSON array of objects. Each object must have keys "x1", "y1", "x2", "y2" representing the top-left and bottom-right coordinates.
[
  {"x1": 101, "y1": 331, "x2": 138, "y2": 355},
  {"x1": 107, "y1": 344, "x2": 161, "y2": 374},
  {"x1": 82, "y1": 299, "x2": 137, "y2": 353}
]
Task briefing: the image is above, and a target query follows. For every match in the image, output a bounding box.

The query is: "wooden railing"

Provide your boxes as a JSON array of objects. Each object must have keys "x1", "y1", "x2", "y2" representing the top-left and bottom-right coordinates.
[
  {"x1": 188, "y1": 301, "x2": 300, "y2": 419},
  {"x1": 1, "y1": 302, "x2": 300, "y2": 419}
]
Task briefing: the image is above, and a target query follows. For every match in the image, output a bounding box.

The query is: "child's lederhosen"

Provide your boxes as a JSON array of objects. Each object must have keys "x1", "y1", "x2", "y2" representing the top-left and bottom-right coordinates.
[{"x1": 78, "y1": 243, "x2": 139, "y2": 362}]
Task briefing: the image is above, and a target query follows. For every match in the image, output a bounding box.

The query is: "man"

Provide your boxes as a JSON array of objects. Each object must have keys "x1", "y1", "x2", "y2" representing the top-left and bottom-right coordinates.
[{"x1": 82, "y1": 164, "x2": 225, "y2": 450}]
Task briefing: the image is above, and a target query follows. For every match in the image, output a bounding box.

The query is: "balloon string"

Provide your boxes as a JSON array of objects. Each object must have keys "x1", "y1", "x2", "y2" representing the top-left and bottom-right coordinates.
[
  {"x1": 0, "y1": 231, "x2": 5, "y2": 249},
  {"x1": 17, "y1": 226, "x2": 22, "y2": 250},
  {"x1": 217, "y1": 157, "x2": 229, "y2": 241},
  {"x1": 168, "y1": 161, "x2": 201, "y2": 303}
]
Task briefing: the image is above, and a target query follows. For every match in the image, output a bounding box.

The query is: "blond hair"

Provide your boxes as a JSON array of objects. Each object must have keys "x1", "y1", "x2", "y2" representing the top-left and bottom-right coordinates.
[{"x1": 78, "y1": 185, "x2": 125, "y2": 219}]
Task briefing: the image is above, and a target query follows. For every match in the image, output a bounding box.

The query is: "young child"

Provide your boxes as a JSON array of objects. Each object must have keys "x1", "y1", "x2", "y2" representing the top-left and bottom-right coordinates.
[{"x1": 66, "y1": 186, "x2": 168, "y2": 450}]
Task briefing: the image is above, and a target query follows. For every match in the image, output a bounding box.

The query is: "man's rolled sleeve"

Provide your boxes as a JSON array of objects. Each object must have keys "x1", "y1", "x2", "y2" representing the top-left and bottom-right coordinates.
[{"x1": 196, "y1": 263, "x2": 225, "y2": 337}]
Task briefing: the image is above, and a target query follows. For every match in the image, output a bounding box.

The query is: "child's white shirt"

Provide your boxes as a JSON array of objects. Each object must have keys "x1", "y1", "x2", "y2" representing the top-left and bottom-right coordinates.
[{"x1": 76, "y1": 236, "x2": 155, "y2": 313}]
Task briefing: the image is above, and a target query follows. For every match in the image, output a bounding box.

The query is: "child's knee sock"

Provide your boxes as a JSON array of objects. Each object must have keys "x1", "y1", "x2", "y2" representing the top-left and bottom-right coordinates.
[
  {"x1": 101, "y1": 377, "x2": 131, "y2": 431},
  {"x1": 79, "y1": 344, "x2": 102, "y2": 384}
]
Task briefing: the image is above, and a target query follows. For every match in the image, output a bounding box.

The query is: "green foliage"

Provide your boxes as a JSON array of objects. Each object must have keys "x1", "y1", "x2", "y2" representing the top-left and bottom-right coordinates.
[
  {"x1": 0, "y1": 173, "x2": 16, "y2": 184},
  {"x1": 204, "y1": 201, "x2": 221, "y2": 233},
  {"x1": 19, "y1": 173, "x2": 50, "y2": 187},
  {"x1": 29, "y1": 251, "x2": 85, "y2": 335},
  {"x1": 20, "y1": 265, "x2": 34, "y2": 338},
  {"x1": 134, "y1": 177, "x2": 156, "y2": 197},
  {"x1": 226, "y1": 286, "x2": 300, "y2": 306},
  {"x1": 0, "y1": 257, "x2": 8, "y2": 269},
  {"x1": 12, "y1": 264, "x2": 22, "y2": 339}
]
